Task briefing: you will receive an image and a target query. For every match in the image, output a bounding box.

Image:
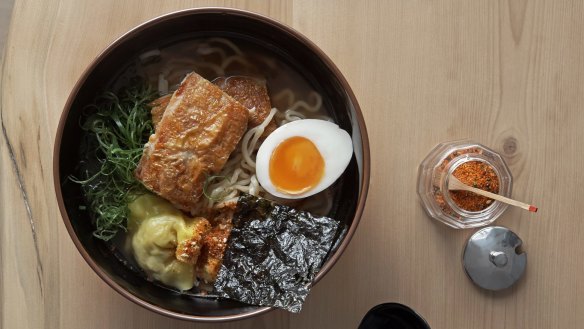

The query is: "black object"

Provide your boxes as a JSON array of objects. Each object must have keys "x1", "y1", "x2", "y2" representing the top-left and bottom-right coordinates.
[
  {"x1": 214, "y1": 194, "x2": 341, "y2": 312},
  {"x1": 359, "y1": 303, "x2": 431, "y2": 329}
]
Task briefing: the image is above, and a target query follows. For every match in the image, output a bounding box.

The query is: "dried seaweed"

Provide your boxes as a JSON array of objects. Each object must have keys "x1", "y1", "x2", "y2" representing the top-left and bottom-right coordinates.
[{"x1": 214, "y1": 194, "x2": 340, "y2": 313}]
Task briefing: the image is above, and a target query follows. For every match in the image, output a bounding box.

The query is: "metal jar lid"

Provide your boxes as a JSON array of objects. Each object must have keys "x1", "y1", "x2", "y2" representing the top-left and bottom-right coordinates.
[{"x1": 463, "y1": 226, "x2": 526, "y2": 291}]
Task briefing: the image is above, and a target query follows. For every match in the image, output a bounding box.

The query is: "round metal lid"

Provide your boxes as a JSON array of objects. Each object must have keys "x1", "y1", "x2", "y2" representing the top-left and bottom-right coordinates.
[{"x1": 463, "y1": 226, "x2": 526, "y2": 291}]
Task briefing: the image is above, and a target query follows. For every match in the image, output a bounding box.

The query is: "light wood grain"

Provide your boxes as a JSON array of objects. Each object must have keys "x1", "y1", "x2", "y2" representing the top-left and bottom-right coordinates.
[{"x1": 2, "y1": 1, "x2": 584, "y2": 328}]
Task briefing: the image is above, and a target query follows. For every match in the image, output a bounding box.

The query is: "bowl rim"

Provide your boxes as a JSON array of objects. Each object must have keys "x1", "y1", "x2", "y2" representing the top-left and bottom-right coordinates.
[{"x1": 53, "y1": 6, "x2": 370, "y2": 322}]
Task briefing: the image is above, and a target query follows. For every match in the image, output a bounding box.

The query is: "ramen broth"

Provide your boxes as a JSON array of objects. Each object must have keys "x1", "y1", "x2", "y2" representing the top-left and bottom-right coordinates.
[
  {"x1": 99, "y1": 37, "x2": 342, "y2": 293},
  {"x1": 114, "y1": 37, "x2": 330, "y2": 121}
]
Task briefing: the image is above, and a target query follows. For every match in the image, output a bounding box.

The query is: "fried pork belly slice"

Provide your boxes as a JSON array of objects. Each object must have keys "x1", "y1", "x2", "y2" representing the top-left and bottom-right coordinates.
[
  {"x1": 175, "y1": 217, "x2": 211, "y2": 265},
  {"x1": 196, "y1": 222, "x2": 232, "y2": 283},
  {"x1": 150, "y1": 94, "x2": 171, "y2": 129},
  {"x1": 213, "y1": 76, "x2": 277, "y2": 136},
  {"x1": 135, "y1": 72, "x2": 249, "y2": 213},
  {"x1": 151, "y1": 76, "x2": 276, "y2": 135}
]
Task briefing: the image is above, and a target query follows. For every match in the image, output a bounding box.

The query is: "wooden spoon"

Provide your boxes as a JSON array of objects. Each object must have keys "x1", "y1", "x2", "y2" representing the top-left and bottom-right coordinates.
[{"x1": 448, "y1": 175, "x2": 538, "y2": 213}]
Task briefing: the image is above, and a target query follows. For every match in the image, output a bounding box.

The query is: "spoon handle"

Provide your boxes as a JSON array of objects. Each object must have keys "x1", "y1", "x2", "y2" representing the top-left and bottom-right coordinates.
[{"x1": 449, "y1": 176, "x2": 538, "y2": 212}]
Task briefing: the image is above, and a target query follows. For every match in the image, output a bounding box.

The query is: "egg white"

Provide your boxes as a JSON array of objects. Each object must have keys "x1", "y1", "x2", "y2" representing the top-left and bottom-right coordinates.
[{"x1": 256, "y1": 119, "x2": 353, "y2": 199}]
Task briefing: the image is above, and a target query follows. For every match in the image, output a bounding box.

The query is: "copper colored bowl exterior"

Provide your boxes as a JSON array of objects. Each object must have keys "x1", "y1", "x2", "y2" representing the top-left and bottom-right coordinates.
[{"x1": 54, "y1": 7, "x2": 370, "y2": 322}]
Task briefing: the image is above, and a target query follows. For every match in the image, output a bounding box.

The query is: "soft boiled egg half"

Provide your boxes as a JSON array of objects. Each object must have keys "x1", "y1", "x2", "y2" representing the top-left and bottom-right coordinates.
[{"x1": 256, "y1": 119, "x2": 353, "y2": 199}]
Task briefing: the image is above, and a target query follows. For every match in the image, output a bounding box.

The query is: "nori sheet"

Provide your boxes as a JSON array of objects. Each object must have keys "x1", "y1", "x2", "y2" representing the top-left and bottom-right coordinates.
[{"x1": 213, "y1": 193, "x2": 340, "y2": 313}]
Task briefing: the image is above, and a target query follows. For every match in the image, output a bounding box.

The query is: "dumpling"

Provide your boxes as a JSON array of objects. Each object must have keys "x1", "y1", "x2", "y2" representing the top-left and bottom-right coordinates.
[
  {"x1": 128, "y1": 194, "x2": 210, "y2": 291},
  {"x1": 131, "y1": 216, "x2": 196, "y2": 290}
]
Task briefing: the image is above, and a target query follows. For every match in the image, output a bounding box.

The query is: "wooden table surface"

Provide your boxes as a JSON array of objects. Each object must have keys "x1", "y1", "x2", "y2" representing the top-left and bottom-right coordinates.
[{"x1": 2, "y1": 1, "x2": 584, "y2": 328}]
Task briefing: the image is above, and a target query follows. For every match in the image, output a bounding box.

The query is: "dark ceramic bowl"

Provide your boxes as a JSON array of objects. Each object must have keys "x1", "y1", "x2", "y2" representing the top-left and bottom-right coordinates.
[{"x1": 54, "y1": 8, "x2": 369, "y2": 322}]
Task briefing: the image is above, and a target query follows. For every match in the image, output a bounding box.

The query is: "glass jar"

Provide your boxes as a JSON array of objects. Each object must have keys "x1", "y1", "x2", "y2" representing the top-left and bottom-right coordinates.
[{"x1": 417, "y1": 140, "x2": 513, "y2": 229}]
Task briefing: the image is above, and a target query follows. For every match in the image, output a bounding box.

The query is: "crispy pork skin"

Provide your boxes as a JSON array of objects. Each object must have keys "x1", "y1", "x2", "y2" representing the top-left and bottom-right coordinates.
[{"x1": 136, "y1": 72, "x2": 249, "y2": 213}]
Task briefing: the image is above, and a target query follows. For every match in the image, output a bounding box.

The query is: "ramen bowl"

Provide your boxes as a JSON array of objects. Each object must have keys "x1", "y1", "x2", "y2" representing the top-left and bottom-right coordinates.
[{"x1": 54, "y1": 8, "x2": 369, "y2": 322}]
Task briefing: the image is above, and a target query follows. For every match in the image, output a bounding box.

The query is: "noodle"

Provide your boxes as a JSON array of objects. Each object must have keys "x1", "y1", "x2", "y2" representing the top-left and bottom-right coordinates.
[
  {"x1": 196, "y1": 46, "x2": 228, "y2": 59},
  {"x1": 205, "y1": 38, "x2": 244, "y2": 55},
  {"x1": 158, "y1": 74, "x2": 169, "y2": 95},
  {"x1": 221, "y1": 55, "x2": 252, "y2": 71},
  {"x1": 274, "y1": 89, "x2": 331, "y2": 125},
  {"x1": 192, "y1": 62, "x2": 224, "y2": 76}
]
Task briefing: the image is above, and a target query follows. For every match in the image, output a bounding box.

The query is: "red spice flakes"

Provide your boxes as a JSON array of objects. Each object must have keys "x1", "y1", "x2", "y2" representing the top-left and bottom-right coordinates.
[{"x1": 449, "y1": 161, "x2": 499, "y2": 212}]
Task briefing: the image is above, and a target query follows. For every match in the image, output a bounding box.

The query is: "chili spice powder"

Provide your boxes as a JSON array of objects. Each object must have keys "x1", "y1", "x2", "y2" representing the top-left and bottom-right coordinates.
[{"x1": 449, "y1": 161, "x2": 499, "y2": 212}]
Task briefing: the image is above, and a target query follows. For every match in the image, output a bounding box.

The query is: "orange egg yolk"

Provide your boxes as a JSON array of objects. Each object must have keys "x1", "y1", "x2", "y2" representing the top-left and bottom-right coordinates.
[{"x1": 269, "y1": 136, "x2": 325, "y2": 194}]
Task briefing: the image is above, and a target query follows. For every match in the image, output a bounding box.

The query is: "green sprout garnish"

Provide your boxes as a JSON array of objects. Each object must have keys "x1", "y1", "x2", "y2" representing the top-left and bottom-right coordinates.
[{"x1": 70, "y1": 85, "x2": 156, "y2": 241}]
